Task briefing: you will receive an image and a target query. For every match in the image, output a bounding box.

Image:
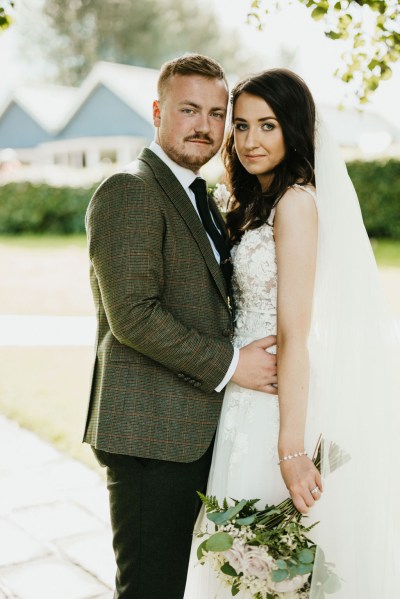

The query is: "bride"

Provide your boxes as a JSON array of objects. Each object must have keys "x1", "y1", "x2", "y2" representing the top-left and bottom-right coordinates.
[{"x1": 184, "y1": 69, "x2": 400, "y2": 598}]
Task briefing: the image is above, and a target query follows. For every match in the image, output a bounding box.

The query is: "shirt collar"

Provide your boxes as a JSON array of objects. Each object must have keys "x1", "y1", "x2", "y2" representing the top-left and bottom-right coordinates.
[{"x1": 149, "y1": 141, "x2": 200, "y2": 191}]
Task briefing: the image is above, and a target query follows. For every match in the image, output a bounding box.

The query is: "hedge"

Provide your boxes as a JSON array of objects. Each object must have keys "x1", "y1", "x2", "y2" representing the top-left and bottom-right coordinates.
[
  {"x1": 0, "y1": 182, "x2": 97, "y2": 234},
  {"x1": 347, "y1": 159, "x2": 400, "y2": 239},
  {"x1": 0, "y1": 159, "x2": 399, "y2": 237}
]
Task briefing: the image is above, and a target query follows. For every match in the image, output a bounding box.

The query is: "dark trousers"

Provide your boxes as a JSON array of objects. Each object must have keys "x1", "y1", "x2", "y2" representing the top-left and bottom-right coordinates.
[{"x1": 93, "y1": 441, "x2": 213, "y2": 599}]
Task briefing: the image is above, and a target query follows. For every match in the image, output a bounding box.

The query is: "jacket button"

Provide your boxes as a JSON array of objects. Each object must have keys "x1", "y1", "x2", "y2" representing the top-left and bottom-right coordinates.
[
  {"x1": 222, "y1": 328, "x2": 230, "y2": 337},
  {"x1": 178, "y1": 373, "x2": 185, "y2": 378},
  {"x1": 194, "y1": 382, "x2": 201, "y2": 388}
]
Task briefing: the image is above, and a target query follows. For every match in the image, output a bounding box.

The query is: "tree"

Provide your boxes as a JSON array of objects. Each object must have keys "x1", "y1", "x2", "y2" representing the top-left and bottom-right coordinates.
[
  {"x1": 0, "y1": 0, "x2": 14, "y2": 31},
  {"x1": 248, "y1": 0, "x2": 400, "y2": 102},
  {"x1": 19, "y1": 0, "x2": 258, "y2": 86}
]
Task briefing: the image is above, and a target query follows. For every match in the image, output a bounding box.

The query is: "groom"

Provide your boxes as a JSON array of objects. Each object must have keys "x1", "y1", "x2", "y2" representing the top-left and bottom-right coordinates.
[{"x1": 84, "y1": 54, "x2": 277, "y2": 599}]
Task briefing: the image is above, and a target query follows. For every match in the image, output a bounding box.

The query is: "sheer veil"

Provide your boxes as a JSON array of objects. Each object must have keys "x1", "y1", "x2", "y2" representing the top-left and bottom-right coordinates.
[{"x1": 306, "y1": 116, "x2": 400, "y2": 597}]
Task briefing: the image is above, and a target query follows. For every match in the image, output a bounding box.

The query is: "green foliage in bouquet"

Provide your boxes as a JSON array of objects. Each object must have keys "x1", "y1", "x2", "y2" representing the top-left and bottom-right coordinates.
[{"x1": 196, "y1": 438, "x2": 347, "y2": 598}]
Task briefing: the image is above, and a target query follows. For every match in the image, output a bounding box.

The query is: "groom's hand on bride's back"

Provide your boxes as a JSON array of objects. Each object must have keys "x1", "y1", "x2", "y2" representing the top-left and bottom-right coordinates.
[{"x1": 231, "y1": 335, "x2": 278, "y2": 394}]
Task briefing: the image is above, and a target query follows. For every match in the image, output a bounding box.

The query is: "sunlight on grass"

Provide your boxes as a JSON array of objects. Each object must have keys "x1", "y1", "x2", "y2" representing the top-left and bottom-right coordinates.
[
  {"x1": 370, "y1": 239, "x2": 400, "y2": 267},
  {"x1": 0, "y1": 347, "x2": 102, "y2": 474},
  {"x1": 0, "y1": 234, "x2": 87, "y2": 248}
]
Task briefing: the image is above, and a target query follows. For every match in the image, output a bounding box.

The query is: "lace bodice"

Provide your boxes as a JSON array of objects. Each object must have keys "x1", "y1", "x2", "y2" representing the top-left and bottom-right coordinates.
[{"x1": 231, "y1": 209, "x2": 277, "y2": 347}]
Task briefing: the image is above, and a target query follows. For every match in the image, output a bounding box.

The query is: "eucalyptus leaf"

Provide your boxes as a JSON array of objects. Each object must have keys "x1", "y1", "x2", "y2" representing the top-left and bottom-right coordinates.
[
  {"x1": 275, "y1": 559, "x2": 287, "y2": 569},
  {"x1": 197, "y1": 539, "x2": 208, "y2": 561},
  {"x1": 297, "y1": 563, "x2": 314, "y2": 575},
  {"x1": 271, "y1": 569, "x2": 289, "y2": 582},
  {"x1": 298, "y1": 548, "x2": 315, "y2": 564},
  {"x1": 206, "y1": 532, "x2": 233, "y2": 552},
  {"x1": 235, "y1": 515, "x2": 256, "y2": 525},
  {"x1": 223, "y1": 499, "x2": 248, "y2": 521},
  {"x1": 207, "y1": 511, "x2": 229, "y2": 525}
]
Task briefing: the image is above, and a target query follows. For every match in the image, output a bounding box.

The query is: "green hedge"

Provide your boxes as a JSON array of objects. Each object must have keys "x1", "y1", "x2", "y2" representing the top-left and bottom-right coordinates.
[
  {"x1": 0, "y1": 159, "x2": 399, "y2": 237},
  {"x1": 0, "y1": 182, "x2": 97, "y2": 234},
  {"x1": 347, "y1": 159, "x2": 400, "y2": 239}
]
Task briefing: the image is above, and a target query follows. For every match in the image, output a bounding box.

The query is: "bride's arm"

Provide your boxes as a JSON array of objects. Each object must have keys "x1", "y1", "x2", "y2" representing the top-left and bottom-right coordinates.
[{"x1": 274, "y1": 186, "x2": 322, "y2": 514}]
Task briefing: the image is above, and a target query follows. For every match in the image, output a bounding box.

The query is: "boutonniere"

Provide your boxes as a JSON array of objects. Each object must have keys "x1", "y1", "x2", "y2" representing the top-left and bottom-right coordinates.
[{"x1": 210, "y1": 183, "x2": 231, "y2": 214}]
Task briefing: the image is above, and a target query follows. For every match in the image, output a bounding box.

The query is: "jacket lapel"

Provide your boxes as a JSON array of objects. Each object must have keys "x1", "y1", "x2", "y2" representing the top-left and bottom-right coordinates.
[{"x1": 138, "y1": 148, "x2": 229, "y2": 304}]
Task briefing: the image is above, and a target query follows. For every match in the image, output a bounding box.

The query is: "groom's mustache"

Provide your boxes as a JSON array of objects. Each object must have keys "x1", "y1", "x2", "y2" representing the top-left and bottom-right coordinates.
[{"x1": 184, "y1": 135, "x2": 213, "y2": 144}]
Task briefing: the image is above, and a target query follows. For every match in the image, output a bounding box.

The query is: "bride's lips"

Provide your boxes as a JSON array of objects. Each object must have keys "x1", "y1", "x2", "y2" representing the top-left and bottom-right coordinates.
[{"x1": 245, "y1": 154, "x2": 267, "y2": 161}]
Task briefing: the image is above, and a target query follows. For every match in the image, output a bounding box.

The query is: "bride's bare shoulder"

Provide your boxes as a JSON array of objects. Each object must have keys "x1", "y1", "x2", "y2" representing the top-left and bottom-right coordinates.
[{"x1": 275, "y1": 185, "x2": 317, "y2": 221}]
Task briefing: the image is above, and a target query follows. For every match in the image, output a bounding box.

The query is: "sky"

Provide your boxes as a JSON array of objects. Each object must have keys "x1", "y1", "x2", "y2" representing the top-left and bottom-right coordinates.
[{"x1": 0, "y1": 0, "x2": 399, "y2": 128}]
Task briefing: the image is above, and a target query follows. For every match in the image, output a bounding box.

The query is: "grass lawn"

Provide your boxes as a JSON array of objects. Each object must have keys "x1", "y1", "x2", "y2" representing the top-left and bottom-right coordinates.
[
  {"x1": 370, "y1": 239, "x2": 400, "y2": 267},
  {"x1": 0, "y1": 234, "x2": 398, "y2": 472}
]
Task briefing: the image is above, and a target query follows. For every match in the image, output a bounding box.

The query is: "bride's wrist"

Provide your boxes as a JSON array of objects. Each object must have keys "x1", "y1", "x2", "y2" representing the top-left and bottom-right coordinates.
[
  {"x1": 277, "y1": 449, "x2": 307, "y2": 465},
  {"x1": 278, "y1": 435, "x2": 305, "y2": 458}
]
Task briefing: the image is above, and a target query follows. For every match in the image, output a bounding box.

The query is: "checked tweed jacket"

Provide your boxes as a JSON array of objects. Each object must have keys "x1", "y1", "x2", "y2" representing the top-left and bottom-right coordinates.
[{"x1": 83, "y1": 148, "x2": 234, "y2": 463}]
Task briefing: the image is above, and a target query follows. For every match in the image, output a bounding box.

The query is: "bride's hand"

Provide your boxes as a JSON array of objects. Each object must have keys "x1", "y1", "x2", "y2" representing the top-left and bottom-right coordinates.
[{"x1": 279, "y1": 456, "x2": 323, "y2": 514}]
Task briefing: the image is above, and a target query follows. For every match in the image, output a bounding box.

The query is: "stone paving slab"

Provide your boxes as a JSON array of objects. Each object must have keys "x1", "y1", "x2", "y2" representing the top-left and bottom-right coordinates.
[
  {"x1": 57, "y1": 529, "x2": 115, "y2": 588},
  {"x1": 0, "y1": 415, "x2": 114, "y2": 598},
  {"x1": 10, "y1": 501, "x2": 104, "y2": 543},
  {"x1": 0, "y1": 519, "x2": 49, "y2": 567},
  {"x1": 0, "y1": 556, "x2": 109, "y2": 599}
]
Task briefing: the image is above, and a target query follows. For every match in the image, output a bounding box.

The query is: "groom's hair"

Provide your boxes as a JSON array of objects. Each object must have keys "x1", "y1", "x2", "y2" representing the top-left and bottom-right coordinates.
[{"x1": 157, "y1": 54, "x2": 227, "y2": 101}]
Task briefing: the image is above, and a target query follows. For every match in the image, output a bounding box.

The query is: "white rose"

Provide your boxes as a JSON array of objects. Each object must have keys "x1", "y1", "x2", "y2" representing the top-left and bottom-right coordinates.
[
  {"x1": 242, "y1": 546, "x2": 271, "y2": 580},
  {"x1": 213, "y1": 183, "x2": 231, "y2": 212},
  {"x1": 223, "y1": 539, "x2": 246, "y2": 574},
  {"x1": 270, "y1": 573, "x2": 310, "y2": 593}
]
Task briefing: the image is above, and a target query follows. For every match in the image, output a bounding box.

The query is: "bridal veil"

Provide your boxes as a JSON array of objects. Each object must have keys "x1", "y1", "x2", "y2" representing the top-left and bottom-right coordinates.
[{"x1": 306, "y1": 116, "x2": 400, "y2": 598}]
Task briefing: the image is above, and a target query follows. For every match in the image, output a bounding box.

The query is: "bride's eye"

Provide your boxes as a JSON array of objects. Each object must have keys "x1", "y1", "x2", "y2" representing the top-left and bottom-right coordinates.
[
  {"x1": 262, "y1": 122, "x2": 275, "y2": 131},
  {"x1": 234, "y1": 123, "x2": 248, "y2": 131}
]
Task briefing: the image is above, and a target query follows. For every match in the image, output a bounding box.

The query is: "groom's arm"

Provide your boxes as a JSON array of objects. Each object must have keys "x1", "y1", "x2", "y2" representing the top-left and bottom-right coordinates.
[{"x1": 87, "y1": 172, "x2": 234, "y2": 393}]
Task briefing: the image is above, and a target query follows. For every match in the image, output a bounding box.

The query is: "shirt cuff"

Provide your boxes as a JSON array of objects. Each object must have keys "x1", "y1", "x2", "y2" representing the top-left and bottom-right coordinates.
[{"x1": 215, "y1": 347, "x2": 240, "y2": 392}]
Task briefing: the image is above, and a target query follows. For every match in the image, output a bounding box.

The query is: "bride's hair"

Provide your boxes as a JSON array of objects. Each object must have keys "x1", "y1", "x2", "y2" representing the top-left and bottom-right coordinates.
[{"x1": 224, "y1": 69, "x2": 316, "y2": 244}]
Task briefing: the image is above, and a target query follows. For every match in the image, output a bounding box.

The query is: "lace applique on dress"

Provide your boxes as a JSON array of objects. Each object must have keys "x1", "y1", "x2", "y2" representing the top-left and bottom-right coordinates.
[{"x1": 231, "y1": 208, "x2": 277, "y2": 345}]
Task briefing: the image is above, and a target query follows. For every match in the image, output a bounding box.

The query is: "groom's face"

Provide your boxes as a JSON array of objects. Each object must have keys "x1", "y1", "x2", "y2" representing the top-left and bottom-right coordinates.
[{"x1": 153, "y1": 74, "x2": 228, "y2": 171}]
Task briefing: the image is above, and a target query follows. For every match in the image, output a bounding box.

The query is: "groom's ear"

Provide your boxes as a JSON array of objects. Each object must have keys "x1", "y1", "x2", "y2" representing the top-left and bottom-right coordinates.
[{"x1": 153, "y1": 100, "x2": 161, "y2": 127}]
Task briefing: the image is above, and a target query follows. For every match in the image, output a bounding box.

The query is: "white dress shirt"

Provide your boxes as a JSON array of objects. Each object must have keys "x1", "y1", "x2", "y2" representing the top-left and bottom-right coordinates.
[{"x1": 149, "y1": 141, "x2": 239, "y2": 391}]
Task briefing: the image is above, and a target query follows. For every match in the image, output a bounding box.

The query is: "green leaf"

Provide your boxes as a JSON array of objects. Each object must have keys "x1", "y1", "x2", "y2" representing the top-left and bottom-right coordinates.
[
  {"x1": 221, "y1": 562, "x2": 238, "y2": 576},
  {"x1": 298, "y1": 548, "x2": 315, "y2": 564},
  {"x1": 231, "y1": 583, "x2": 240, "y2": 596},
  {"x1": 297, "y1": 563, "x2": 314, "y2": 575},
  {"x1": 326, "y1": 30, "x2": 342, "y2": 40},
  {"x1": 235, "y1": 515, "x2": 256, "y2": 525},
  {"x1": 223, "y1": 499, "x2": 248, "y2": 520},
  {"x1": 207, "y1": 511, "x2": 229, "y2": 525},
  {"x1": 311, "y1": 6, "x2": 328, "y2": 20},
  {"x1": 271, "y1": 569, "x2": 289, "y2": 582},
  {"x1": 275, "y1": 559, "x2": 287, "y2": 569},
  {"x1": 197, "y1": 539, "x2": 208, "y2": 561},
  {"x1": 206, "y1": 532, "x2": 234, "y2": 552}
]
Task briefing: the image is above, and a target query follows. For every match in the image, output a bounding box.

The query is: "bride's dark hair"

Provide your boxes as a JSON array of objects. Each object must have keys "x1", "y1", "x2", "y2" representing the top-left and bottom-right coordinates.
[{"x1": 224, "y1": 68, "x2": 316, "y2": 244}]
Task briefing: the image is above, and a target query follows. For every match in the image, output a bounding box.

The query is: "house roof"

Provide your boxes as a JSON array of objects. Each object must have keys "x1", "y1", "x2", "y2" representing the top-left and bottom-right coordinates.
[
  {"x1": 1, "y1": 61, "x2": 399, "y2": 152},
  {"x1": 0, "y1": 85, "x2": 78, "y2": 132},
  {"x1": 56, "y1": 61, "x2": 159, "y2": 132}
]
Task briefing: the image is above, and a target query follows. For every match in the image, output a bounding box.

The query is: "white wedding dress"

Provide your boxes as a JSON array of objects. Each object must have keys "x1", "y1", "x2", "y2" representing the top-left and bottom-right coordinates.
[
  {"x1": 184, "y1": 187, "x2": 320, "y2": 599},
  {"x1": 184, "y1": 121, "x2": 400, "y2": 599}
]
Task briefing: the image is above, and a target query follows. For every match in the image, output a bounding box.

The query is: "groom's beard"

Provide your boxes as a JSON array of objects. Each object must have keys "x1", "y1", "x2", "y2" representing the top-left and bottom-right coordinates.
[{"x1": 162, "y1": 135, "x2": 219, "y2": 171}]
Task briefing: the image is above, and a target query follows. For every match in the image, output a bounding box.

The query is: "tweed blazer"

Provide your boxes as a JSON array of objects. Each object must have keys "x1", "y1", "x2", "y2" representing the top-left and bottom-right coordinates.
[{"x1": 83, "y1": 148, "x2": 235, "y2": 462}]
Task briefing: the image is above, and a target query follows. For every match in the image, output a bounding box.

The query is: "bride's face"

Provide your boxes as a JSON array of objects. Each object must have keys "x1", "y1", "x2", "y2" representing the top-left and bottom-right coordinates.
[{"x1": 233, "y1": 92, "x2": 286, "y2": 189}]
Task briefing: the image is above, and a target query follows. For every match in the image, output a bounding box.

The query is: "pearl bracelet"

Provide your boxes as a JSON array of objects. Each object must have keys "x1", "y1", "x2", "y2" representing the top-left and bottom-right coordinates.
[{"x1": 277, "y1": 450, "x2": 307, "y2": 465}]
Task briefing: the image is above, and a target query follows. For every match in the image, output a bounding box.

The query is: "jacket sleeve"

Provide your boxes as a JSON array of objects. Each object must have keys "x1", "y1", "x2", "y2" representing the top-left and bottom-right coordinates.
[{"x1": 86, "y1": 172, "x2": 234, "y2": 393}]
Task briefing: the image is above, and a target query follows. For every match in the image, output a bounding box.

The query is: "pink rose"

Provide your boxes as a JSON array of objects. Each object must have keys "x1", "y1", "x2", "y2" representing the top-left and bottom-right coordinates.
[{"x1": 243, "y1": 546, "x2": 271, "y2": 580}]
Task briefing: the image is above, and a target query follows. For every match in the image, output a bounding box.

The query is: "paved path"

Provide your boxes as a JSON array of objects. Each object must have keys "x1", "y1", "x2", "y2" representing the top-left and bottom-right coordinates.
[{"x1": 0, "y1": 416, "x2": 114, "y2": 599}]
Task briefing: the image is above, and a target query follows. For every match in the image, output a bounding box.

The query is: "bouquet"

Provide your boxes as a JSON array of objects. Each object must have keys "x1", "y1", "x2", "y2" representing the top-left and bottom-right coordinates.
[{"x1": 196, "y1": 437, "x2": 348, "y2": 599}]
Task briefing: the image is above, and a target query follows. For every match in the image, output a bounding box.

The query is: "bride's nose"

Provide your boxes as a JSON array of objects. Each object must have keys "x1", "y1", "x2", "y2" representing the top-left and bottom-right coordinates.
[{"x1": 244, "y1": 127, "x2": 260, "y2": 150}]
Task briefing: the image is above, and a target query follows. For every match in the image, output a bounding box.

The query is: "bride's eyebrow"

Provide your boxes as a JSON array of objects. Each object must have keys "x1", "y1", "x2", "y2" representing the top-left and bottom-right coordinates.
[{"x1": 233, "y1": 116, "x2": 278, "y2": 122}]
